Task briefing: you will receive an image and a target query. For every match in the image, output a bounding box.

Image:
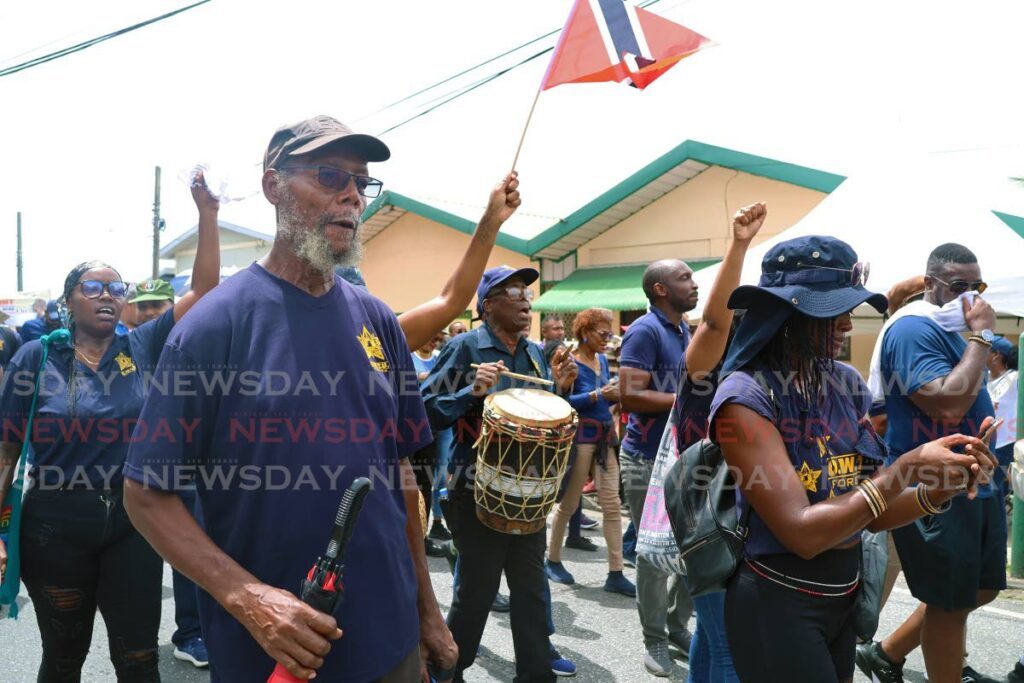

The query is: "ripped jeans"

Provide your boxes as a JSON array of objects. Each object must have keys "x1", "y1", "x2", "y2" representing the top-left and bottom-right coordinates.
[{"x1": 21, "y1": 486, "x2": 163, "y2": 682}]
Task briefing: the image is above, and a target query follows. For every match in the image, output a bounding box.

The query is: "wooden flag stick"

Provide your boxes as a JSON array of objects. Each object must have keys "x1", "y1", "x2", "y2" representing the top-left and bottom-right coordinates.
[
  {"x1": 510, "y1": 89, "x2": 542, "y2": 172},
  {"x1": 471, "y1": 363, "x2": 554, "y2": 386}
]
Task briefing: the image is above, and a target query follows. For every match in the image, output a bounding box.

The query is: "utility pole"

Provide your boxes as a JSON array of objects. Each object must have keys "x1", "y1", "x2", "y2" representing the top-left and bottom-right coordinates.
[
  {"x1": 16, "y1": 212, "x2": 23, "y2": 291},
  {"x1": 151, "y1": 166, "x2": 162, "y2": 279}
]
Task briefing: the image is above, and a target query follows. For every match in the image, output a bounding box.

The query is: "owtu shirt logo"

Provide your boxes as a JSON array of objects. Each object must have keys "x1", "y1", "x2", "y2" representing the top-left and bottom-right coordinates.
[{"x1": 357, "y1": 325, "x2": 390, "y2": 372}]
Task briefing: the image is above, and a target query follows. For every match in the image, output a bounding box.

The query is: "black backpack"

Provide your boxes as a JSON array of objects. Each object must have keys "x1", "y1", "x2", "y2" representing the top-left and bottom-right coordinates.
[{"x1": 663, "y1": 374, "x2": 778, "y2": 597}]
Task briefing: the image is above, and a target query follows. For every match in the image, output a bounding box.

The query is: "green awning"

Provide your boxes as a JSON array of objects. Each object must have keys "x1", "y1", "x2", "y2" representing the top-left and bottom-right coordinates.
[{"x1": 533, "y1": 261, "x2": 719, "y2": 312}]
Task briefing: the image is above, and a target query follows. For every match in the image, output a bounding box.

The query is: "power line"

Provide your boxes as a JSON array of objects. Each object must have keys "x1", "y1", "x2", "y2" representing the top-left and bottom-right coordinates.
[
  {"x1": 0, "y1": 0, "x2": 212, "y2": 79},
  {"x1": 367, "y1": 0, "x2": 667, "y2": 132}
]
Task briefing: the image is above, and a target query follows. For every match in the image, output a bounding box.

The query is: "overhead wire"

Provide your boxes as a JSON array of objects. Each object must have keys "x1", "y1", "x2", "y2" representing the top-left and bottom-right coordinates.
[{"x1": 0, "y1": 0, "x2": 211, "y2": 79}]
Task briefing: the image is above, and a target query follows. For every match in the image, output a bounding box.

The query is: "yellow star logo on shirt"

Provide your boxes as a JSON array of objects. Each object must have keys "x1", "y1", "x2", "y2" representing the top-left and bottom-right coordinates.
[
  {"x1": 797, "y1": 461, "x2": 822, "y2": 493},
  {"x1": 114, "y1": 351, "x2": 136, "y2": 376},
  {"x1": 357, "y1": 325, "x2": 390, "y2": 372}
]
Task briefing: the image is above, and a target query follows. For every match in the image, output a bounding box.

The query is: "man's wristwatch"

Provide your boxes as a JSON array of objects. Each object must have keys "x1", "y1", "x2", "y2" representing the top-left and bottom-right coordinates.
[{"x1": 969, "y1": 329, "x2": 995, "y2": 347}]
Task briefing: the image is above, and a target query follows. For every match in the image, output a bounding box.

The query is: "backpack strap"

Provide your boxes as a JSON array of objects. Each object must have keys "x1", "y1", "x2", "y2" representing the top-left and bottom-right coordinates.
[{"x1": 735, "y1": 371, "x2": 784, "y2": 541}]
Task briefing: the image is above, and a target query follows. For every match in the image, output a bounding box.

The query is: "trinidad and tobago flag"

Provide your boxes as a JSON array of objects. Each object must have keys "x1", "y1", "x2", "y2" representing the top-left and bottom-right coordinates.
[{"x1": 541, "y1": 0, "x2": 712, "y2": 91}]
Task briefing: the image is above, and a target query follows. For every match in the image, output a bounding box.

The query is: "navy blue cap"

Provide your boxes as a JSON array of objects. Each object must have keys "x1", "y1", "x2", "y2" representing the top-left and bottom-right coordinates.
[
  {"x1": 728, "y1": 235, "x2": 887, "y2": 317},
  {"x1": 992, "y1": 336, "x2": 1015, "y2": 359},
  {"x1": 45, "y1": 300, "x2": 60, "y2": 321},
  {"x1": 475, "y1": 265, "x2": 539, "y2": 317}
]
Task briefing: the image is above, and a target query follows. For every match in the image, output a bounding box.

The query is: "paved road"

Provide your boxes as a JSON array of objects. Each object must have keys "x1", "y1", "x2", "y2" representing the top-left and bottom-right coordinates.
[{"x1": 2, "y1": 521, "x2": 1021, "y2": 682}]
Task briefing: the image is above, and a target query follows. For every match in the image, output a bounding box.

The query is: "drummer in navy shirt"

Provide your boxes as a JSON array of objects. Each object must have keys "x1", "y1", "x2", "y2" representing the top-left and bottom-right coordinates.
[
  {"x1": 423, "y1": 265, "x2": 578, "y2": 683},
  {"x1": 123, "y1": 117, "x2": 454, "y2": 682},
  {"x1": 616, "y1": 259, "x2": 697, "y2": 674}
]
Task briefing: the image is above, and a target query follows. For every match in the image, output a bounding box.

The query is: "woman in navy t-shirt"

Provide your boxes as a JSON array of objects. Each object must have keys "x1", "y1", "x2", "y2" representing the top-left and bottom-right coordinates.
[
  {"x1": 0, "y1": 179, "x2": 220, "y2": 680},
  {"x1": 707, "y1": 236, "x2": 997, "y2": 683}
]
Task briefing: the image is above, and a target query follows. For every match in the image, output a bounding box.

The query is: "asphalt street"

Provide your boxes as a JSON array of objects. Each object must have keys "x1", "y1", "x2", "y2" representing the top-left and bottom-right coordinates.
[{"x1": 2, "y1": 513, "x2": 1021, "y2": 682}]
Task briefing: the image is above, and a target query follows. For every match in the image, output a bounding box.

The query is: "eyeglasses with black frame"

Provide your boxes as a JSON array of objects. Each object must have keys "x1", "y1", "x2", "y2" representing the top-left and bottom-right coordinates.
[
  {"x1": 796, "y1": 261, "x2": 871, "y2": 286},
  {"x1": 79, "y1": 280, "x2": 129, "y2": 299},
  {"x1": 929, "y1": 274, "x2": 987, "y2": 295},
  {"x1": 280, "y1": 165, "x2": 383, "y2": 198}
]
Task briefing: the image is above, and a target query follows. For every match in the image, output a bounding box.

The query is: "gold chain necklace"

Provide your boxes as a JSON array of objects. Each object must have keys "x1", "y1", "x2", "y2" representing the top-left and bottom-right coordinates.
[{"x1": 75, "y1": 348, "x2": 101, "y2": 366}]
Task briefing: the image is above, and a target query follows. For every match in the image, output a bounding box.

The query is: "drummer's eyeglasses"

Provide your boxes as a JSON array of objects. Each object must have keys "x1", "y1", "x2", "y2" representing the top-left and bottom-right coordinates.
[
  {"x1": 280, "y1": 165, "x2": 383, "y2": 198},
  {"x1": 491, "y1": 287, "x2": 534, "y2": 302},
  {"x1": 929, "y1": 274, "x2": 987, "y2": 295},
  {"x1": 796, "y1": 261, "x2": 870, "y2": 287},
  {"x1": 79, "y1": 280, "x2": 129, "y2": 299}
]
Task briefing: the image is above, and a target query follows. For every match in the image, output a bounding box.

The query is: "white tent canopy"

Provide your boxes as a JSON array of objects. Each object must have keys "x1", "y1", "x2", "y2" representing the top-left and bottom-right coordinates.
[{"x1": 690, "y1": 164, "x2": 1024, "y2": 319}]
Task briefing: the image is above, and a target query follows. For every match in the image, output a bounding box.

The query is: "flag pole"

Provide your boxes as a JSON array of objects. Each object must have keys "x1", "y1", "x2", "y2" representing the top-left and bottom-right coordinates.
[{"x1": 510, "y1": 89, "x2": 542, "y2": 172}]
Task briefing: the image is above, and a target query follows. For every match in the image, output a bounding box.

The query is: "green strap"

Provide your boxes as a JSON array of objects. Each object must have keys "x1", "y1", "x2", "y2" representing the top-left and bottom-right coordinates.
[{"x1": 0, "y1": 330, "x2": 67, "y2": 618}]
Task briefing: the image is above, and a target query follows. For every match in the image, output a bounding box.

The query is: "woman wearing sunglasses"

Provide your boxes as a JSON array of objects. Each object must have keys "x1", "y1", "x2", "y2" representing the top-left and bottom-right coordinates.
[
  {"x1": 545, "y1": 307, "x2": 636, "y2": 596},
  {"x1": 0, "y1": 175, "x2": 220, "y2": 680},
  {"x1": 707, "y1": 236, "x2": 998, "y2": 683}
]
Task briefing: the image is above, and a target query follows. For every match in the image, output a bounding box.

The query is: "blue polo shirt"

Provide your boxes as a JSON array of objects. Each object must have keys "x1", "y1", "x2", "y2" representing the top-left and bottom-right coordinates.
[
  {"x1": 0, "y1": 309, "x2": 174, "y2": 489},
  {"x1": 123, "y1": 264, "x2": 430, "y2": 683},
  {"x1": 619, "y1": 307, "x2": 690, "y2": 460},
  {"x1": 880, "y1": 315, "x2": 995, "y2": 497},
  {"x1": 709, "y1": 361, "x2": 887, "y2": 558},
  {"x1": 422, "y1": 323, "x2": 553, "y2": 485},
  {"x1": 18, "y1": 317, "x2": 46, "y2": 343}
]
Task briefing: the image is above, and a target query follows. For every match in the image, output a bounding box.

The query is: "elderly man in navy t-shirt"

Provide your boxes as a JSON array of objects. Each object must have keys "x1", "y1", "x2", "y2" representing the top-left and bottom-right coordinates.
[
  {"x1": 124, "y1": 116, "x2": 456, "y2": 682},
  {"x1": 617, "y1": 259, "x2": 698, "y2": 677}
]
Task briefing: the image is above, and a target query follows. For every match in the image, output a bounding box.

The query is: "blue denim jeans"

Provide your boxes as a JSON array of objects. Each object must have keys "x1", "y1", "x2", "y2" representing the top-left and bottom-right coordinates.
[
  {"x1": 688, "y1": 591, "x2": 739, "y2": 683},
  {"x1": 432, "y1": 428, "x2": 454, "y2": 519}
]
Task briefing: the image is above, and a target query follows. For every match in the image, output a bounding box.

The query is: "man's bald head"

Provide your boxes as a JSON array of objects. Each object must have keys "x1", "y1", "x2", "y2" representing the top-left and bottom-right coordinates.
[{"x1": 642, "y1": 259, "x2": 699, "y2": 313}]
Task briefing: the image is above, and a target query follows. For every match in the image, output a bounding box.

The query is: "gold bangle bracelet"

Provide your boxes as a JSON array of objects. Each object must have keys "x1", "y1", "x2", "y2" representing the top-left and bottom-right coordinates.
[
  {"x1": 856, "y1": 483, "x2": 882, "y2": 518},
  {"x1": 859, "y1": 478, "x2": 888, "y2": 515}
]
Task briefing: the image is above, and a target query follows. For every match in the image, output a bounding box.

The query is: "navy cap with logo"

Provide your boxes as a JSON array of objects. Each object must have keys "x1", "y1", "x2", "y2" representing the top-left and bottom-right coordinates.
[
  {"x1": 728, "y1": 235, "x2": 887, "y2": 317},
  {"x1": 475, "y1": 266, "x2": 539, "y2": 317},
  {"x1": 264, "y1": 115, "x2": 391, "y2": 171}
]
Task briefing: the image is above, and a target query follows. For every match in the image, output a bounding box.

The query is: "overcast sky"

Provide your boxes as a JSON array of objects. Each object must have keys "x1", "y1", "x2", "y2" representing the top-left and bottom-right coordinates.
[{"x1": 1, "y1": 0, "x2": 1022, "y2": 295}]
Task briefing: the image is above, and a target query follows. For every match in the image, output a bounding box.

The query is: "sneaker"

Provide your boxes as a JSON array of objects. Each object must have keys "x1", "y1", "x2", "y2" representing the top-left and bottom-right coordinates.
[
  {"x1": 490, "y1": 592, "x2": 510, "y2": 613},
  {"x1": 667, "y1": 630, "x2": 691, "y2": 660},
  {"x1": 623, "y1": 551, "x2": 637, "y2": 569},
  {"x1": 425, "y1": 538, "x2": 447, "y2": 558},
  {"x1": 550, "y1": 651, "x2": 577, "y2": 677},
  {"x1": 961, "y1": 665, "x2": 1000, "y2": 682},
  {"x1": 855, "y1": 641, "x2": 904, "y2": 683},
  {"x1": 564, "y1": 536, "x2": 598, "y2": 552},
  {"x1": 545, "y1": 560, "x2": 576, "y2": 585},
  {"x1": 173, "y1": 637, "x2": 209, "y2": 668},
  {"x1": 579, "y1": 514, "x2": 599, "y2": 530},
  {"x1": 429, "y1": 520, "x2": 452, "y2": 541},
  {"x1": 603, "y1": 571, "x2": 636, "y2": 597},
  {"x1": 1007, "y1": 662, "x2": 1024, "y2": 683},
  {"x1": 643, "y1": 641, "x2": 672, "y2": 677}
]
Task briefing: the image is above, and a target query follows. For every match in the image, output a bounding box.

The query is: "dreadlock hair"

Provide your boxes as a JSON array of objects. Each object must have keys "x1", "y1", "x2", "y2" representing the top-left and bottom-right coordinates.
[
  {"x1": 60, "y1": 260, "x2": 121, "y2": 416},
  {"x1": 755, "y1": 309, "x2": 836, "y2": 403}
]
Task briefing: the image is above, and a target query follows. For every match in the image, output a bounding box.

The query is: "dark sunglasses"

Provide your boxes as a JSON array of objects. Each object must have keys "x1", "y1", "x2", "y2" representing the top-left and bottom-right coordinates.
[
  {"x1": 282, "y1": 165, "x2": 383, "y2": 198},
  {"x1": 930, "y1": 275, "x2": 987, "y2": 295},
  {"x1": 79, "y1": 280, "x2": 128, "y2": 299},
  {"x1": 594, "y1": 330, "x2": 614, "y2": 341}
]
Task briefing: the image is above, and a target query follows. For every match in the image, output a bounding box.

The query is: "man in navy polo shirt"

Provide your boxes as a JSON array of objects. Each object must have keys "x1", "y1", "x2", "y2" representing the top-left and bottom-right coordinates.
[
  {"x1": 124, "y1": 116, "x2": 455, "y2": 682},
  {"x1": 618, "y1": 259, "x2": 697, "y2": 677}
]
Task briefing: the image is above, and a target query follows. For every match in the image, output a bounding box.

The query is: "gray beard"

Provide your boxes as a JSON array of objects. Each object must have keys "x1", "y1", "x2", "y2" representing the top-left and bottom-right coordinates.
[{"x1": 277, "y1": 207, "x2": 363, "y2": 273}]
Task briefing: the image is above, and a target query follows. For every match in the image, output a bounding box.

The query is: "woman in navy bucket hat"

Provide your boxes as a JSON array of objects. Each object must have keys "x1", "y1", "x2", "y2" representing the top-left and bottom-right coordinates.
[{"x1": 704, "y1": 235, "x2": 999, "y2": 682}]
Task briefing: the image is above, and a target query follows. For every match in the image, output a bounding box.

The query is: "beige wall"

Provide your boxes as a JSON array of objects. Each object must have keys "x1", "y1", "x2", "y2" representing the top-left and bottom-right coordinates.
[
  {"x1": 360, "y1": 212, "x2": 539, "y2": 335},
  {"x1": 576, "y1": 166, "x2": 828, "y2": 268}
]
